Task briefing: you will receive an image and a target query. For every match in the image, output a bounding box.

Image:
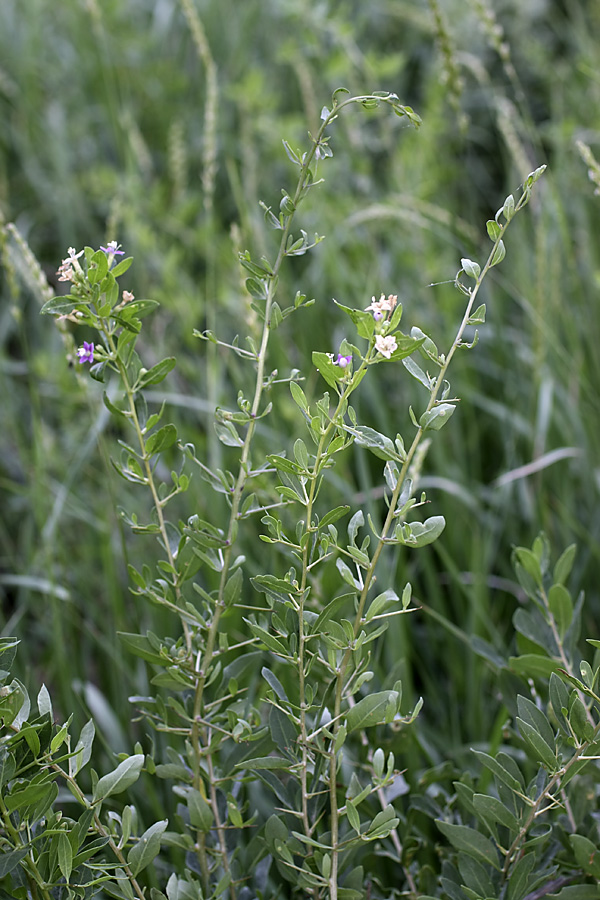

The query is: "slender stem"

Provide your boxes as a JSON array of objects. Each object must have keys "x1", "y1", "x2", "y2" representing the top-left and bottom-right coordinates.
[
  {"x1": 325, "y1": 192, "x2": 533, "y2": 893},
  {"x1": 182, "y1": 98, "x2": 363, "y2": 897},
  {"x1": 501, "y1": 725, "x2": 600, "y2": 880},
  {"x1": 207, "y1": 744, "x2": 236, "y2": 900},
  {"x1": 101, "y1": 325, "x2": 192, "y2": 648},
  {"x1": 45, "y1": 762, "x2": 147, "y2": 900},
  {"x1": 0, "y1": 795, "x2": 53, "y2": 900}
]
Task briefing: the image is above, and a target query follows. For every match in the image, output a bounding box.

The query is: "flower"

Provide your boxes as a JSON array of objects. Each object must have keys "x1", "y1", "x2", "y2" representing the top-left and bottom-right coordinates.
[
  {"x1": 365, "y1": 293, "x2": 398, "y2": 321},
  {"x1": 100, "y1": 240, "x2": 125, "y2": 259},
  {"x1": 334, "y1": 353, "x2": 352, "y2": 368},
  {"x1": 56, "y1": 247, "x2": 84, "y2": 282},
  {"x1": 375, "y1": 334, "x2": 397, "y2": 359},
  {"x1": 122, "y1": 290, "x2": 134, "y2": 303},
  {"x1": 77, "y1": 341, "x2": 94, "y2": 364}
]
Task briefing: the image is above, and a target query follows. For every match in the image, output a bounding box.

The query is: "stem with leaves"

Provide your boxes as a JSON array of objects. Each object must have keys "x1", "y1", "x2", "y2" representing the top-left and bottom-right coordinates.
[
  {"x1": 324, "y1": 166, "x2": 546, "y2": 897},
  {"x1": 183, "y1": 91, "x2": 420, "y2": 892}
]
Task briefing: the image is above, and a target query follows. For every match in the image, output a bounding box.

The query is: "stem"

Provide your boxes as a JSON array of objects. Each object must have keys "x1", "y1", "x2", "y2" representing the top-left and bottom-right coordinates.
[
  {"x1": 0, "y1": 795, "x2": 53, "y2": 900},
  {"x1": 101, "y1": 325, "x2": 192, "y2": 650},
  {"x1": 295, "y1": 357, "x2": 373, "y2": 899},
  {"x1": 325, "y1": 190, "x2": 533, "y2": 893},
  {"x1": 44, "y1": 762, "x2": 147, "y2": 900},
  {"x1": 207, "y1": 744, "x2": 236, "y2": 900},
  {"x1": 179, "y1": 97, "x2": 357, "y2": 898},
  {"x1": 501, "y1": 725, "x2": 600, "y2": 880}
]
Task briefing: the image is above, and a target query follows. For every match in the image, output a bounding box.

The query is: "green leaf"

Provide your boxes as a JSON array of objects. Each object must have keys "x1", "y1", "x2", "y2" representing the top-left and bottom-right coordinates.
[
  {"x1": 553, "y1": 543, "x2": 577, "y2": 585},
  {"x1": 333, "y1": 300, "x2": 376, "y2": 340},
  {"x1": 188, "y1": 790, "x2": 213, "y2": 832},
  {"x1": 472, "y1": 793, "x2": 519, "y2": 832},
  {"x1": 457, "y1": 853, "x2": 496, "y2": 898},
  {"x1": 569, "y1": 695, "x2": 594, "y2": 742},
  {"x1": 345, "y1": 690, "x2": 400, "y2": 732},
  {"x1": 4, "y1": 779, "x2": 52, "y2": 813},
  {"x1": 502, "y1": 193, "x2": 515, "y2": 221},
  {"x1": 396, "y1": 515, "x2": 446, "y2": 548},
  {"x1": 224, "y1": 568, "x2": 243, "y2": 607},
  {"x1": 40, "y1": 295, "x2": 87, "y2": 316},
  {"x1": 58, "y1": 831, "x2": 73, "y2": 881},
  {"x1": 290, "y1": 381, "x2": 309, "y2": 412},
  {"x1": 366, "y1": 589, "x2": 399, "y2": 621},
  {"x1": 312, "y1": 350, "x2": 346, "y2": 388},
  {"x1": 111, "y1": 256, "x2": 134, "y2": 277},
  {"x1": 513, "y1": 608, "x2": 557, "y2": 656},
  {"x1": 128, "y1": 820, "x2": 168, "y2": 876},
  {"x1": 145, "y1": 424, "x2": 178, "y2": 456},
  {"x1": 0, "y1": 849, "x2": 28, "y2": 877},
  {"x1": 347, "y1": 425, "x2": 401, "y2": 461},
  {"x1": 549, "y1": 671, "x2": 571, "y2": 734},
  {"x1": 486, "y1": 220, "x2": 502, "y2": 241},
  {"x1": 570, "y1": 834, "x2": 600, "y2": 878},
  {"x1": 509, "y1": 654, "x2": 558, "y2": 679},
  {"x1": 245, "y1": 276, "x2": 267, "y2": 300},
  {"x1": 239, "y1": 756, "x2": 291, "y2": 770},
  {"x1": 118, "y1": 632, "x2": 165, "y2": 666},
  {"x1": 551, "y1": 889, "x2": 600, "y2": 900},
  {"x1": 516, "y1": 695, "x2": 555, "y2": 748},
  {"x1": 269, "y1": 704, "x2": 298, "y2": 758},
  {"x1": 548, "y1": 583, "x2": 573, "y2": 637},
  {"x1": 506, "y1": 852, "x2": 535, "y2": 900},
  {"x1": 435, "y1": 821, "x2": 500, "y2": 869},
  {"x1": 514, "y1": 548, "x2": 542, "y2": 587},
  {"x1": 245, "y1": 621, "x2": 287, "y2": 656},
  {"x1": 473, "y1": 750, "x2": 524, "y2": 794},
  {"x1": 490, "y1": 240, "x2": 506, "y2": 267},
  {"x1": 402, "y1": 356, "x2": 431, "y2": 390},
  {"x1": 103, "y1": 391, "x2": 128, "y2": 419},
  {"x1": 93, "y1": 754, "x2": 144, "y2": 803},
  {"x1": 37, "y1": 683, "x2": 53, "y2": 719},
  {"x1": 346, "y1": 799, "x2": 361, "y2": 834},
  {"x1": 419, "y1": 403, "x2": 455, "y2": 431},
  {"x1": 311, "y1": 592, "x2": 354, "y2": 635},
  {"x1": 461, "y1": 258, "x2": 481, "y2": 280},
  {"x1": 137, "y1": 357, "x2": 176, "y2": 388},
  {"x1": 364, "y1": 805, "x2": 399, "y2": 839},
  {"x1": 262, "y1": 667, "x2": 288, "y2": 701},
  {"x1": 516, "y1": 718, "x2": 557, "y2": 769},
  {"x1": 71, "y1": 719, "x2": 95, "y2": 776},
  {"x1": 319, "y1": 505, "x2": 350, "y2": 528},
  {"x1": 468, "y1": 303, "x2": 486, "y2": 324}
]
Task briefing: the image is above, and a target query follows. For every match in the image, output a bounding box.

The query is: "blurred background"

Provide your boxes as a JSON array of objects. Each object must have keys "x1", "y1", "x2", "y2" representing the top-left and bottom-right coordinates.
[{"x1": 1, "y1": 0, "x2": 599, "y2": 777}]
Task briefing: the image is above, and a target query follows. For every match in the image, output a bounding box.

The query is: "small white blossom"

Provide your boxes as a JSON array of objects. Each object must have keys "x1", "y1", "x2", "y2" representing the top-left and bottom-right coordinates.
[
  {"x1": 375, "y1": 334, "x2": 398, "y2": 359},
  {"x1": 56, "y1": 247, "x2": 84, "y2": 282},
  {"x1": 365, "y1": 293, "x2": 398, "y2": 320}
]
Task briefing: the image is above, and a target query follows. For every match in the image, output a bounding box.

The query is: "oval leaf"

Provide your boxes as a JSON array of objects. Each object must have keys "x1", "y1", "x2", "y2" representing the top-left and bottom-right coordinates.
[{"x1": 93, "y1": 754, "x2": 144, "y2": 803}]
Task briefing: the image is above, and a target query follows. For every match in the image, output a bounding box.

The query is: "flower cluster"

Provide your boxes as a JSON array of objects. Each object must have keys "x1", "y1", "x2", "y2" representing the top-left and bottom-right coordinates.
[
  {"x1": 365, "y1": 293, "x2": 398, "y2": 321},
  {"x1": 56, "y1": 247, "x2": 84, "y2": 283}
]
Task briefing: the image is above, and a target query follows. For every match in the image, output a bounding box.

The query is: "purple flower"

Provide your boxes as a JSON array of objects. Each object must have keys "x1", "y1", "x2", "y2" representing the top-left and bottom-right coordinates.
[
  {"x1": 100, "y1": 241, "x2": 125, "y2": 257},
  {"x1": 77, "y1": 341, "x2": 94, "y2": 364},
  {"x1": 335, "y1": 353, "x2": 352, "y2": 368}
]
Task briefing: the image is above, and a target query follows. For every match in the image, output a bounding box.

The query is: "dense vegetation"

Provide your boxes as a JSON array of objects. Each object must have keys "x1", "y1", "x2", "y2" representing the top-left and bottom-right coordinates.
[{"x1": 1, "y1": 1, "x2": 600, "y2": 898}]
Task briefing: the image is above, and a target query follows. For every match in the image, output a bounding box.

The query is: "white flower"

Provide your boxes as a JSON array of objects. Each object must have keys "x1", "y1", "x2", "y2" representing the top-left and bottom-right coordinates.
[
  {"x1": 375, "y1": 334, "x2": 398, "y2": 359},
  {"x1": 365, "y1": 293, "x2": 398, "y2": 321}
]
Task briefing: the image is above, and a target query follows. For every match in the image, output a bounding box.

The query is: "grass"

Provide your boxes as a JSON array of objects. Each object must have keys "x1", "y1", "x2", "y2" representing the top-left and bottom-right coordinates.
[{"x1": 1, "y1": 0, "x2": 600, "y2": 829}]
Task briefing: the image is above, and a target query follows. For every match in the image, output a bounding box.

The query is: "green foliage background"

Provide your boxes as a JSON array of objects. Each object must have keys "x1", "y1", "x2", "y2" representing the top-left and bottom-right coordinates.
[{"x1": 1, "y1": 0, "x2": 600, "y2": 831}]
